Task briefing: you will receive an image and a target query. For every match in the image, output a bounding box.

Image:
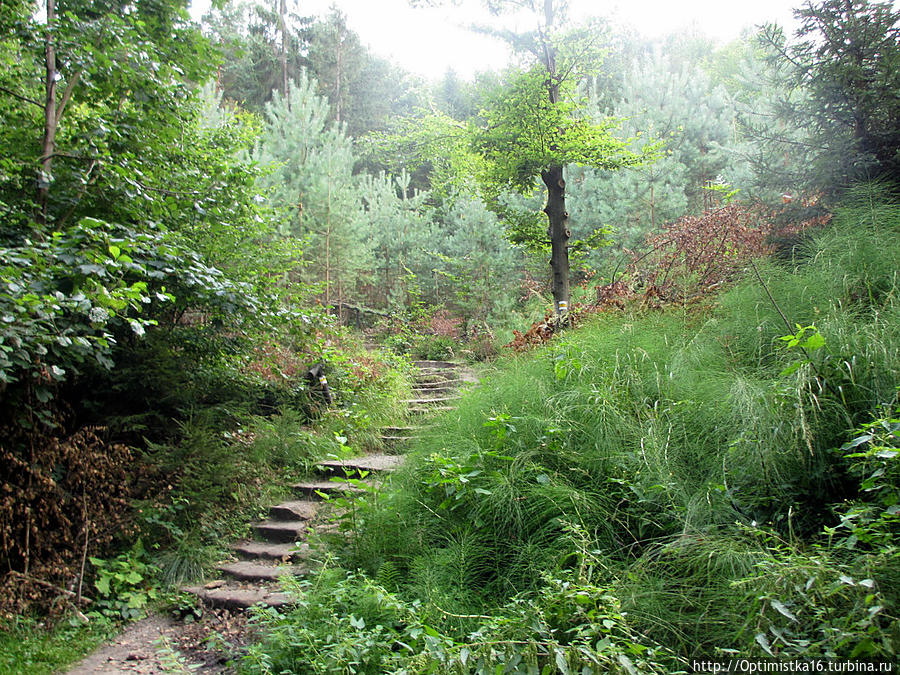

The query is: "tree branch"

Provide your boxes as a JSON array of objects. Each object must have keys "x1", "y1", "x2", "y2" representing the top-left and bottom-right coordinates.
[
  {"x1": 55, "y1": 70, "x2": 83, "y2": 125},
  {"x1": 0, "y1": 86, "x2": 43, "y2": 108}
]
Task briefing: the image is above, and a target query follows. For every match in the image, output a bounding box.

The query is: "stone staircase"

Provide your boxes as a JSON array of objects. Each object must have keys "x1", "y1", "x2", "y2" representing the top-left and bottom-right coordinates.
[{"x1": 183, "y1": 359, "x2": 474, "y2": 611}]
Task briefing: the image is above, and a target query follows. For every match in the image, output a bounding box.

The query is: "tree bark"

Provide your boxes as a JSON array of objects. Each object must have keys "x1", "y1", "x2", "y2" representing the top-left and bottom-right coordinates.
[
  {"x1": 542, "y1": 164, "x2": 570, "y2": 322},
  {"x1": 540, "y1": 0, "x2": 569, "y2": 323},
  {"x1": 38, "y1": 0, "x2": 58, "y2": 225}
]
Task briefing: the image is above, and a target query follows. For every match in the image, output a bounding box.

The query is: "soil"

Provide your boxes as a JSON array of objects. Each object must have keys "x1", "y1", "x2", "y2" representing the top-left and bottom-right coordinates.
[{"x1": 65, "y1": 608, "x2": 252, "y2": 674}]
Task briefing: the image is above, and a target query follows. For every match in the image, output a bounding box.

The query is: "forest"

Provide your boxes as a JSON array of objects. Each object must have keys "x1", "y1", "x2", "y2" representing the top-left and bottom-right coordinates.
[{"x1": 1, "y1": 0, "x2": 899, "y2": 672}]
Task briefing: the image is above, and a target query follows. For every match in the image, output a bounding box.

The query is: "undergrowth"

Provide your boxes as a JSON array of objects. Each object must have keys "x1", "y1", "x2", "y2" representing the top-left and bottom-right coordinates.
[{"x1": 245, "y1": 185, "x2": 900, "y2": 671}]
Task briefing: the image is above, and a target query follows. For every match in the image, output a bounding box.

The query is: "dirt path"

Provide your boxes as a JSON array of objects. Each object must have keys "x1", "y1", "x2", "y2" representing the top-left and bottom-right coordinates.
[{"x1": 65, "y1": 609, "x2": 249, "y2": 674}]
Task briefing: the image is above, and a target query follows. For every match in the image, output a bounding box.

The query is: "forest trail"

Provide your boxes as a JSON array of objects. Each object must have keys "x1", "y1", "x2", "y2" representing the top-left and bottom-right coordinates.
[{"x1": 65, "y1": 359, "x2": 477, "y2": 673}]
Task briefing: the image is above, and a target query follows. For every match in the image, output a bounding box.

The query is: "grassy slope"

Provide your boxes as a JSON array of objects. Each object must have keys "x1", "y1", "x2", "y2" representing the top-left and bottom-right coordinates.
[
  {"x1": 359, "y1": 191, "x2": 899, "y2": 654},
  {"x1": 244, "y1": 188, "x2": 900, "y2": 672}
]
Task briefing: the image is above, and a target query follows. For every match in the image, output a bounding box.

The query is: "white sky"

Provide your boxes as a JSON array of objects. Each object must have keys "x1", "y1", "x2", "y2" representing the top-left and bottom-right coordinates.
[{"x1": 190, "y1": 0, "x2": 802, "y2": 80}]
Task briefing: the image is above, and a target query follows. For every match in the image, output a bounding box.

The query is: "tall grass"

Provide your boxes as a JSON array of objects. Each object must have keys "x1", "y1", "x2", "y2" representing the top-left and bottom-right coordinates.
[{"x1": 253, "y1": 187, "x2": 900, "y2": 669}]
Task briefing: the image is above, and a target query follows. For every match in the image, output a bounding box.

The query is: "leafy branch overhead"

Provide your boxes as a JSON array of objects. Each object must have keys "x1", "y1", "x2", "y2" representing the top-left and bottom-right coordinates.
[{"x1": 473, "y1": 66, "x2": 652, "y2": 194}]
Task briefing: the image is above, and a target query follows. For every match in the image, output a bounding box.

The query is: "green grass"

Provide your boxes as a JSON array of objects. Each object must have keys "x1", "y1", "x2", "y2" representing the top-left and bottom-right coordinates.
[
  {"x1": 245, "y1": 186, "x2": 900, "y2": 671},
  {"x1": 0, "y1": 616, "x2": 116, "y2": 675}
]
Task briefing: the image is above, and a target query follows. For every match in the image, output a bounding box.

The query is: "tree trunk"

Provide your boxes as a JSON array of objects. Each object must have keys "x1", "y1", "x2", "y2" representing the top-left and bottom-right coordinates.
[
  {"x1": 278, "y1": 0, "x2": 289, "y2": 106},
  {"x1": 540, "y1": 0, "x2": 569, "y2": 324},
  {"x1": 324, "y1": 180, "x2": 332, "y2": 306},
  {"x1": 334, "y1": 18, "x2": 343, "y2": 124},
  {"x1": 542, "y1": 164, "x2": 570, "y2": 322},
  {"x1": 38, "y1": 0, "x2": 58, "y2": 225}
]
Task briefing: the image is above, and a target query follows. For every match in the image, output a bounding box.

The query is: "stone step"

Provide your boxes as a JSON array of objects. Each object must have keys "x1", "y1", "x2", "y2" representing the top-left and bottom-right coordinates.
[
  {"x1": 232, "y1": 540, "x2": 309, "y2": 562},
  {"x1": 409, "y1": 406, "x2": 454, "y2": 415},
  {"x1": 415, "y1": 370, "x2": 462, "y2": 380},
  {"x1": 268, "y1": 500, "x2": 318, "y2": 522},
  {"x1": 380, "y1": 435, "x2": 416, "y2": 444},
  {"x1": 381, "y1": 425, "x2": 421, "y2": 434},
  {"x1": 184, "y1": 583, "x2": 292, "y2": 611},
  {"x1": 412, "y1": 360, "x2": 462, "y2": 369},
  {"x1": 415, "y1": 375, "x2": 464, "y2": 386},
  {"x1": 217, "y1": 560, "x2": 306, "y2": 583},
  {"x1": 412, "y1": 381, "x2": 461, "y2": 390},
  {"x1": 252, "y1": 519, "x2": 309, "y2": 543},
  {"x1": 316, "y1": 454, "x2": 403, "y2": 475},
  {"x1": 292, "y1": 480, "x2": 365, "y2": 499},
  {"x1": 402, "y1": 396, "x2": 459, "y2": 406}
]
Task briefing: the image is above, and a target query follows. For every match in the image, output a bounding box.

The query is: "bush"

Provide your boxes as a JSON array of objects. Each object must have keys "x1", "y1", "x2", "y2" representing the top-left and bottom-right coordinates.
[{"x1": 242, "y1": 567, "x2": 677, "y2": 674}]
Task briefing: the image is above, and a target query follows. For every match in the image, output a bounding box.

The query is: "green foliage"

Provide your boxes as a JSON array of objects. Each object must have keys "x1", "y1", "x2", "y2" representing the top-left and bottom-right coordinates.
[
  {"x1": 777, "y1": 323, "x2": 826, "y2": 376},
  {"x1": 88, "y1": 540, "x2": 159, "y2": 621},
  {"x1": 430, "y1": 193, "x2": 524, "y2": 327},
  {"x1": 244, "y1": 408, "x2": 333, "y2": 475},
  {"x1": 255, "y1": 70, "x2": 372, "y2": 302},
  {"x1": 0, "y1": 615, "x2": 115, "y2": 675},
  {"x1": 0, "y1": 217, "x2": 254, "y2": 392},
  {"x1": 833, "y1": 401, "x2": 900, "y2": 553},
  {"x1": 358, "y1": 171, "x2": 438, "y2": 312},
  {"x1": 474, "y1": 67, "x2": 646, "y2": 194},
  {"x1": 242, "y1": 567, "x2": 676, "y2": 674},
  {"x1": 570, "y1": 49, "x2": 751, "y2": 253},
  {"x1": 750, "y1": 0, "x2": 900, "y2": 194},
  {"x1": 314, "y1": 186, "x2": 900, "y2": 663},
  {"x1": 0, "y1": 0, "x2": 214, "y2": 229},
  {"x1": 729, "y1": 527, "x2": 898, "y2": 660},
  {"x1": 204, "y1": 2, "x2": 421, "y2": 136}
]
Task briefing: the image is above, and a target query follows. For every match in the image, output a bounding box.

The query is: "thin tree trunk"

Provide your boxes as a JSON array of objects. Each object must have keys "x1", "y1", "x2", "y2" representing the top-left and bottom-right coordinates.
[
  {"x1": 334, "y1": 18, "x2": 343, "y2": 124},
  {"x1": 278, "y1": 0, "x2": 289, "y2": 106},
  {"x1": 324, "y1": 181, "x2": 331, "y2": 306},
  {"x1": 37, "y1": 0, "x2": 58, "y2": 225}
]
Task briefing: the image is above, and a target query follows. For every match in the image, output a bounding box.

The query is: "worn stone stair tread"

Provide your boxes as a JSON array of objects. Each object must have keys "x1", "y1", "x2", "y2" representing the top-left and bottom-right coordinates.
[
  {"x1": 232, "y1": 540, "x2": 309, "y2": 561},
  {"x1": 412, "y1": 359, "x2": 463, "y2": 368},
  {"x1": 185, "y1": 584, "x2": 293, "y2": 610},
  {"x1": 416, "y1": 371, "x2": 463, "y2": 379},
  {"x1": 410, "y1": 406, "x2": 454, "y2": 414},
  {"x1": 217, "y1": 560, "x2": 307, "y2": 582},
  {"x1": 381, "y1": 435, "x2": 416, "y2": 441},
  {"x1": 317, "y1": 454, "x2": 403, "y2": 473},
  {"x1": 292, "y1": 480, "x2": 366, "y2": 498},
  {"x1": 252, "y1": 519, "x2": 310, "y2": 543},
  {"x1": 268, "y1": 500, "x2": 318, "y2": 521},
  {"x1": 402, "y1": 394, "x2": 460, "y2": 403},
  {"x1": 416, "y1": 376, "x2": 464, "y2": 386},
  {"x1": 306, "y1": 521, "x2": 341, "y2": 536}
]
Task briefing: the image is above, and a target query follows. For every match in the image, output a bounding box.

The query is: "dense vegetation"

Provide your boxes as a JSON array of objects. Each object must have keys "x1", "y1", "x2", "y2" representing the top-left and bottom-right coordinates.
[
  {"x1": 241, "y1": 188, "x2": 900, "y2": 672},
  {"x1": 2, "y1": 0, "x2": 900, "y2": 672}
]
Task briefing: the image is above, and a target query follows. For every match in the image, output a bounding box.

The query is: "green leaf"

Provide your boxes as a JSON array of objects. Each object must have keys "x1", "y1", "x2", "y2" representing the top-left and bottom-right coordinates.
[
  {"x1": 94, "y1": 575, "x2": 111, "y2": 596},
  {"x1": 755, "y1": 632, "x2": 774, "y2": 656},
  {"x1": 770, "y1": 599, "x2": 798, "y2": 622},
  {"x1": 554, "y1": 648, "x2": 569, "y2": 674}
]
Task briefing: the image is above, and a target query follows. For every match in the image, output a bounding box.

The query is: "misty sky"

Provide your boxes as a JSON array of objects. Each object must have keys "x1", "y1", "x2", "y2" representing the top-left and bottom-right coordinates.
[{"x1": 191, "y1": 0, "x2": 802, "y2": 79}]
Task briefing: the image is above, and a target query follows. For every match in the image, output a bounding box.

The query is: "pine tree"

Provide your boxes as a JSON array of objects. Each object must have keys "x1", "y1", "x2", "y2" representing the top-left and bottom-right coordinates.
[{"x1": 255, "y1": 71, "x2": 371, "y2": 305}]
